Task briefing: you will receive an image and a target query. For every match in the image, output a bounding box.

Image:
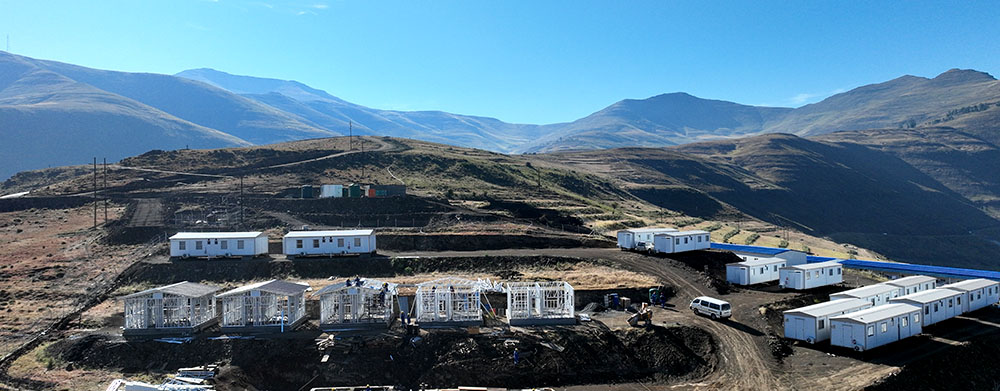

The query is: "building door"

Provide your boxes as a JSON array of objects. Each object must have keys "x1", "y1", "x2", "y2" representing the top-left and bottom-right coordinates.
[
  {"x1": 793, "y1": 318, "x2": 805, "y2": 340},
  {"x1": 840, "y1": 324, "x2": 853, "y2": 347}
]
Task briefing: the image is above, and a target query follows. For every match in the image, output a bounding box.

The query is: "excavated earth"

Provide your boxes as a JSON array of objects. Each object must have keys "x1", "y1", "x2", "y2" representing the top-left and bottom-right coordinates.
[{"x1": 47, "y1": 322, "x2": 717, "y2": 390}]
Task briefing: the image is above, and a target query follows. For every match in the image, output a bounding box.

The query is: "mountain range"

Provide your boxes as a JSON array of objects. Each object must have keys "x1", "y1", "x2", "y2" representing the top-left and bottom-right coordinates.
[{"x1": 1, "y1": 50, "x2": 1000, "y2": 180}]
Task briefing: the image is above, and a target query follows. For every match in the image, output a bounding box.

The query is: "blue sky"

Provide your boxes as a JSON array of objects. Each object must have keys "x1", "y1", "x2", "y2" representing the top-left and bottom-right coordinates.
[{"x1": 2, "y1": 1, "x2": 998, "y2": 124}]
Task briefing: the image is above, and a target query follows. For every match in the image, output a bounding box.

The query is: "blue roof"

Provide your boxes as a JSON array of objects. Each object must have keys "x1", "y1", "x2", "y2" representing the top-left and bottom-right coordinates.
[
  {"x1": 840, "y1": 259, "x2": 1000, "y2": 281},
  {"x1": 712, "y1": 242, "x2": 1000, "y2": 281},
  {"x1": 710, "y1": 242, "x2": 793, "y2": 256}
]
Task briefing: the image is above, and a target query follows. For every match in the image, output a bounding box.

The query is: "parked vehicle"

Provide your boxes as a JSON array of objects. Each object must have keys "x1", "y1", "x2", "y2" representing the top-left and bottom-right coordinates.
[{"x1": 690, "y1": 296, "x2": 732, "y2": 320}]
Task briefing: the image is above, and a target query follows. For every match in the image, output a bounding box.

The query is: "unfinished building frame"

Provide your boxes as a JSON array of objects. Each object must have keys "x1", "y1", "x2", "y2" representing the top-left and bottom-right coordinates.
[
  {"x1": 316, "y1": 278, "x2": 398, "y2": 330},
  {"x1": 506, "y1": 281, "x2": 576, "y2": 325},
  {"x1": 415, "y1": 277, "x2": 483, "y2": 327},
  {"x1": 217, "y1": 280, "x2": 309, "y2": 331},
  {"x1": 122, "y1": 282, "x2": 219, "y2": 336}
]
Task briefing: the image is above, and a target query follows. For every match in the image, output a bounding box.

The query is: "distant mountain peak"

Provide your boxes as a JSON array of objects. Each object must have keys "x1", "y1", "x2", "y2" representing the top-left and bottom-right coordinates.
[{"x1": 932, "y1": 68, "x2": 996, "y2": 83}]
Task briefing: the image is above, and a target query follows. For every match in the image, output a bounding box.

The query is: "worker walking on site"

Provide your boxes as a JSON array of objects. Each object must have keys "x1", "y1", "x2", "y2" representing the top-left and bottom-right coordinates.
[{"x1": 513, "y1": 348, "x2": 520, "y2": 365}]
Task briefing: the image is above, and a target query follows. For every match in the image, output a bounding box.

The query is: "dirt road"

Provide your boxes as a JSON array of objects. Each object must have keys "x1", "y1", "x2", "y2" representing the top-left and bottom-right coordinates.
[{"x1": 127, "y1": 198, "x2": 163, "y2": 227}]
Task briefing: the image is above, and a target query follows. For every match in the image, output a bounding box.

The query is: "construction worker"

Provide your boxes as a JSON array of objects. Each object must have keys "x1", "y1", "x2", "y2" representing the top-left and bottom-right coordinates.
[
  {"x1": 513, "y1": 348, "x2": 520, "y2": 365},
  {"x1": 345, "y1": 278, "x2": 352, "y2": 287}
]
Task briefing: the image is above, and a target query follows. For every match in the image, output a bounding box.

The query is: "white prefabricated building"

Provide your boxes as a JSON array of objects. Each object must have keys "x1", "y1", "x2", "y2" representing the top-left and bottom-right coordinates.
[
  {"x1": 617, "y1": 228, "x2": 677, "y2": 250},
  {"x1": 652, "y1": 230, "x2": 711, "y2": 254},
  {"x1": 122, "y1": 281, "x2": 219, "y2": 336},
  {"x1": 726, "y1": 258, "x2": 786, "y2": 285},
  {"x1": 829, "y1": 303, "x2": 922, "y2": 351},
  {"x1": 883, "y1": 275, "x2": 937, "y2": 296},
  {"x1": 506, "y1": 281, "x2": 575, "y2": 326},
  {"x1": 283, "y1": 229, "x2": 376, "y2": 257},
  {"x1": 319, "y1": 184, "x2": 344, "y2": 198},
  {"x1": 829, "y1": 284, "x2": 902, "y2": 307},
  {"x1": 779, "y1": 261, "x2": 843, "y2": 290},
  {"x1": 217, "y1": 279, "x2": 309, "y2": 332},
  {"x1": 889, "y1": 288, "x2": 965, "y2": 326},
  {"x1": 941, "y1": 278, "x2": 1000, "y2": 313},
  {"x1": 783, "y1": 298, "x2": 873, "y2": 343},
  {"x1": 315, "y1": 278, "x2": 398, "y2": 330},
  {"x1": 714, "y1": 244, "x2": 808, "y2": 266},
  {"x1": 169, "y1": 232, "x2": 268, "y2": 259},
  {"x1": 415, "y1": 277, "x2": 483, "y2": 327}
]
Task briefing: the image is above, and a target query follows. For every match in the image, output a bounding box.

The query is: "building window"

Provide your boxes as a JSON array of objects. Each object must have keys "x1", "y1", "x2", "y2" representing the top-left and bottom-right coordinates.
[
  {"x1": 354, "y1": 238, "x2": 362, "y2": 247},
  {"x1": 948, "y1": 299, "x2": 953, "y2": 308},
  {"x1": 925, "y1": 306, "x2": 930, "y2": 315},
  {"x1": 806, "y1": 272, "x2": 811, "y2": 280},
  {"x1": 237, "y1": 240, "x2": 245, "y2": 250},
  {"x1": 195, "y1": 241, "x2": 203, "y2": 250},
  {"x1": 760, "y1": 267, "x2": 765, "y2": 275},
  {"x1": 684, "y1": 237, "x2": 688, "y2": 244},
  {"x1": 934, "y1": 303, "x2": 939, "y2": 312},
  {"x1": 814, "y1": 271, "x2": 820, "y2": 278},
  {"x1": 296, "y1": 239, "x2": 303, "y2": 249},
  {"x1": 698, "y1": 236, "x2": 702, "y2": 242},
  {"x1": 867, "y1": 326, "x2": 874, "y2": 336},
  {"x1": 818, "y1": 319, "x2": 825, "y2": 330},
  {"x1": 179, "y1": 241, "x2": 186, "y2": 250},
  {"x1": 880, "y1": 323, "x2": 887, "y2": 333},
  {"x1": 901, "y1": 317, "x2": 907, "y2": 327},
  {"x1": 675, "y1": 239, "x2": 680, "y2": 245},
  {"x1": 313, "y1": 239, "x2": 320, "y2": 248},
  {"x1": 837, "y1": 269, "x2": 841, "y2": 275},
  {"x1": 338, "y1": 238, "x2": 344, "y2": 247},
  {"x1": 914, "y1": 314, "x2": 920, "y2": 323},
  {"x1": 221, "y1": 240, "x2": 228, "y2": 250},
  {"x1": 957, "y1": 296, "x2": 961, "y2": 305},
  {"x1": 829, "y1": 269, "x2": 834, "y2": 276}
]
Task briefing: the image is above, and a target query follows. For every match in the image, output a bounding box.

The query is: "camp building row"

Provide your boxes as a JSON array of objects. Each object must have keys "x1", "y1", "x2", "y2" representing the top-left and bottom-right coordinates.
[
  {"x1": 169, "y1": 229, "x2": 377, "y2": 259},
  {"x1": 122, "y1": 277, "x2": 576, "y2": 336}
]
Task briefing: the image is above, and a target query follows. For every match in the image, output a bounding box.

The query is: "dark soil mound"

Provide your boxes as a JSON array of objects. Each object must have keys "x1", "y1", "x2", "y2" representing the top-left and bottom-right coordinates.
[{"x1": 867, "y1": 332, "x2": 1000, "y2": 391}]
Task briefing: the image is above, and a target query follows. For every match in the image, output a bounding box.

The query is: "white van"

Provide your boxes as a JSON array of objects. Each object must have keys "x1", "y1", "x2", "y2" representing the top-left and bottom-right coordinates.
[{"x1": 690, "y1": 296, "x2": 732, "y2": 320}]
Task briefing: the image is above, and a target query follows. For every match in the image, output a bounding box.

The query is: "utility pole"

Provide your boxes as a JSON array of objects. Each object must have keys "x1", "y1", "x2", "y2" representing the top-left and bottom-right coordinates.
[
  {"x1": 360, "y1": 136, "x2": 365, "y2": 180},
  {"x1": 92, "y1": 157, "x2": 97, "y2": 229},
  {"x1": 239, "y1": 176, "x2": 244, "y2": 227},
  {"x1": 103, "y1": 158, "x2": 108, "y2": 222},
  {"x1": 349, "y1": 121, "x2": 353, "y2": 150}
]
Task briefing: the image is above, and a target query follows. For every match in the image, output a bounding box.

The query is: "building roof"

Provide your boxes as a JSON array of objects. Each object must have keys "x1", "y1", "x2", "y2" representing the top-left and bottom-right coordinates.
[
  {"x1": 830, "y1": 303, "x2": 921, "y2": 324},
  {"x1": 506, "y1": 281, "x2": 573, "y2": 290},
  {"x1": 216, "y1": 279, "x2": 310, "y2": 298},
  {"x1": 783, "y1": 298, "x2": 871, "y2": 318},
  {"x1": 884, "y1": 275, "x2": 937, "y2": 288},
  {"x1": 622, "y1": 228, "x2": 678, "y2": 234},
  {"x1": 830, "y1": 283, "x2": 899, "y2": 299},
  {"x1": 656, "y1": 230, "x2": 710, "y2": 237},
  {"x1": 284, "y1": 229, "x2": 375, "y2": 238},
  {"x1": 839, "y1": 259, "x2": 1000, "y2": 281},
  {"x1": 940, "y1": 278, "x2": 999, "y2": 292},
  {"x1": 122, "y1": 281, "x2": 219, "y2": 299},
  {"x1": 806, "y1": 256, "x2": 840, "y2": 263},
  {"x1": 313, "y1": 278, "x2": 398, "y2": 296},
  {"x1": 711, "y1": 243, "x2": 799, "y2": 256},
  {"x1": 891, "y1": 288, "x2": 963, "y2": 304},
  {"x1": 169, "y1": 232, "x2": 264, "y2": 240},
  {"x1": 728, "y1": 258, "x2": 786, "y2": 267},
  {"x1": 782, "y1": 261, "x2": 842, "y2": 271}
]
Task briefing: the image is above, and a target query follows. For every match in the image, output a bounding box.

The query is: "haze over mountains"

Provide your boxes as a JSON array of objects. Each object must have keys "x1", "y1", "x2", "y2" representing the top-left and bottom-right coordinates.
[{"x1": 2, "y1": 50, "x2": 1000, "y2": 180}]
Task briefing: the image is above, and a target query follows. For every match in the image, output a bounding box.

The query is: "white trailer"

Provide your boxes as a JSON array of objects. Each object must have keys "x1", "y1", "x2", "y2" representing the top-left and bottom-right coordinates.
[
  {"x1": 283, "y1": 229, "x2": 376, "y2": 257},
  {"x1": 884, "y1": 275, "x2": 937, "y2": 296},
  {"x1": 712, "y1": 243, "x2": 808, "y2": 266},
  {"x1": 653, "y1": 230, "x2": 711, "y2": 254},
  {"x1": 617, "y1": 228, "x2": 677, "y2": 251},
  {"x1": 830, "y1": 303, "x2": 922, "y2": 352},
  {"x1": 830, "y1": 284, "x2": 902, "y2": 307},
  {"x1": 726, "y1": 258, "x2": 786, "y2": 285},
  {"x1": 779, "y1": 261, "x2": 843, "y2": 290},
  {"x1": 940, "y1": 279, "x2": 1000, "y2": 313},
  {"x1": 783, "y1": 298, "x2": 873, "y2": 343},
  {"x1": 169, "y1": 232, "x2": 268, "y2": 259},
  {"x1": 889, "y1": 288, "x2": 965, "y2": 326},
  {"x1": 319, "y1": 184, "x2": 344, "y2": 198}
]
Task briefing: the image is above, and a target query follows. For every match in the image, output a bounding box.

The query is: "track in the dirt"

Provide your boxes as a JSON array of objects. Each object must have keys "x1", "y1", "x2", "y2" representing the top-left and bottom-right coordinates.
[{"x1": 128, "y1": 198, "x2": 164, "y2": 227}]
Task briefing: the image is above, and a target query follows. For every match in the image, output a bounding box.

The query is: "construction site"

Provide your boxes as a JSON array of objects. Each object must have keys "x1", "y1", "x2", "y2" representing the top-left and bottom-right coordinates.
[{"x1": 1, "y1": 137, "x2": 999, "y2": 391}]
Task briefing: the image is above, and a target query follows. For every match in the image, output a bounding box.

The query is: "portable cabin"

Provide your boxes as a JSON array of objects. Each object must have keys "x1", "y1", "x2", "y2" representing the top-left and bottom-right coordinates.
[
  {"x1": 940, "y1": 278, "x2": 1000, "y2": 313},
  {"x1": 506, "y1": 281, "x2": 575, "y2": 326},
  {"x1": 889, "y1": 288, "x2": 965, "y2": 326},
  {"x1": 617, "y1": 228, "x2": 678, "y2": 251},
  {"x1": 829, "y1": 303, "x2": 922, "y2": 351},
  {"x1": 319, "y1": 184, "x2": 344, "y2": 198},
  {"x1": 783, "y1": 298, "x2": 873, "y2": 343},
  {"x1": 883, "y1": 275, "x2": 937, "y2": 296},
  {"x1": 371, "y1": 184, "x2": 406, "y2": 197},
  {"x1": 710, "y1": 243, "x2": 808, "y2": 266},
  {"x1": 217, "y1": 280, "x2": 309, "y2": 332},
  {"x1": 301, "y1": 185, "x2": 315, "y2": 198},
  {"x1": 726, "y1": 258, "x2": 786, "y2": 285},
  {"x1": 169, "y1": 232, "x2": 268, "y2": 259},
  {"x1": 652, "y1": 230, "x2": 711, "y2": 254},
  {"x1": 283, "y1": 229, "x2": 376, "y2": 257},
  {"x1": 315, "y1": 278, "x2": 397, "y2": 330},
  {"x1": 346, "y1": 184, "x2": 363, "y2": 198},
  {"x1": 830, "y1": 284, "x2": 902, "y2": 307},
  {"x1": 414, "y1": 277, "x2": 483, "y2": 327},
  {"x1": 779, "y1": 261, "x2": 843, "y2": 290},
  {"x1": 122, "y1": 282, "x2": 219, "y2": 336}
]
